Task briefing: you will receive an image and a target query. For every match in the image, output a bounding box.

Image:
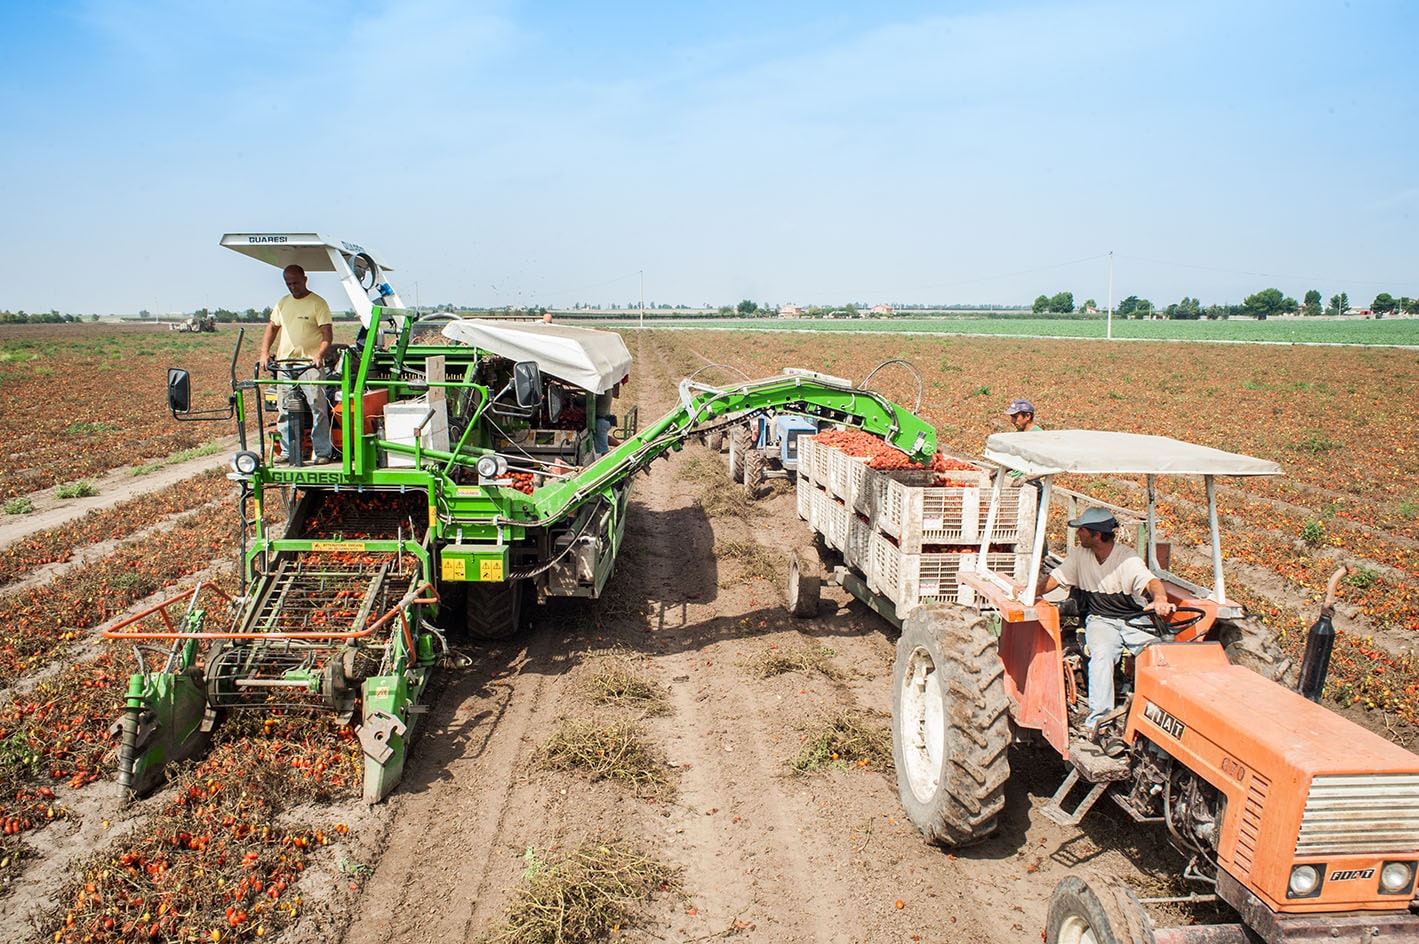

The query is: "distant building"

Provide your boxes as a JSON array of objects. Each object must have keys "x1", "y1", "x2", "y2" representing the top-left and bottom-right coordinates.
[
  {"x1": 778, "y1": 304, "x2": 803, "y2": 318},
  {"x1": 869, "y1": 304, "x2": 892, "y2": 315}
]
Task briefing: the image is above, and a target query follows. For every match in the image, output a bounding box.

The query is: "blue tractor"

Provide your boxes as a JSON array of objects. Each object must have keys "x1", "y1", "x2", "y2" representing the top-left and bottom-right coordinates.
[{"x1": 726, "y1": 412, "x2": 821, "y2": 498}]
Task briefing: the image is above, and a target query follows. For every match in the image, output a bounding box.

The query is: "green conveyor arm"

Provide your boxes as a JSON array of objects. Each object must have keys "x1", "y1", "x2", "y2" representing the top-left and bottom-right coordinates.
[{"x1": 528, "y1": 371, "x2": 937, "y2": 520}]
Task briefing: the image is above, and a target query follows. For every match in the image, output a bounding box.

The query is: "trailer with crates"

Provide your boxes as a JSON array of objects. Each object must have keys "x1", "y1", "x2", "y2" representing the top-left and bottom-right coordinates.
[{"x1": 786, "y1": 431, "x2": 1035, "y2": 623}]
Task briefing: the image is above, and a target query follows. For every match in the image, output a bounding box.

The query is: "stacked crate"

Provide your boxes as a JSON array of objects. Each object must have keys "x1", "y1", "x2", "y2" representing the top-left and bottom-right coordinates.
[{"x1": 795, "y1": 435, "x2": 1035, "y2": 620}]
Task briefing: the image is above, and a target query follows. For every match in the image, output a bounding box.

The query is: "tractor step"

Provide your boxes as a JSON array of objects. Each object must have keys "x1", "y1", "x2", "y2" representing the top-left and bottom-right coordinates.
[{"x1": 1041, "y1": 741, "x2": 1132, "y2": 827}]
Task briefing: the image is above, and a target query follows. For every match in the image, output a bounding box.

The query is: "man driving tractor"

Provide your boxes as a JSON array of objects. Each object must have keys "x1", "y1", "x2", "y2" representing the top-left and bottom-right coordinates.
[
  {"x1": 257, "y1": 264, "x2": 335, "y2": 466},
  {"x1": 1035, "y1": 506, "x2": 1174, "y2": 736}
]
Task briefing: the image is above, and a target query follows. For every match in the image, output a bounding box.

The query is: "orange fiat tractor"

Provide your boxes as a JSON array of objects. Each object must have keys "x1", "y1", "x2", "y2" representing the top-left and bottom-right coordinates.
[{"x1": 887, "y1": 431, "x2": 1419, "y2": 943}]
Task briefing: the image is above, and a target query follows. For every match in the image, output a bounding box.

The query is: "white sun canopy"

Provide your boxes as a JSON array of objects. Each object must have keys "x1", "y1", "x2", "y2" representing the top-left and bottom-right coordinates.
[
  {"x1": 985, "y1": 430, "x2": 1282, "y2": 478},
  {"x1": 441, "y1": 319, "x2": 632, "y2": 395}
]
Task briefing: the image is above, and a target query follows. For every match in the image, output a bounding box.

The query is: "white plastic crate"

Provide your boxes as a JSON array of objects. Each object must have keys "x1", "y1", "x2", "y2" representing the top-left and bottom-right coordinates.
[
  {"x1": 811, "y1": 488, "x2": 850, "y2": 552},
  {"x1": 876, "y1": 475, "x2": 1034, "y2": 554},
  {"x1": 825, "y1": 448, "x2": 869, "y2": 510},
  {"x1": 844, "y1": 512, "x2": 874, "y2": 573},
  {"x1": 867, "y1": 534, "x2": 1028, "y2": 619},
  {"x1": 796, "y1": 474, "x2": 814, "y2": 522},
  {"x1": 799, "y1": 436, "x2": 832, "y2": 487}
]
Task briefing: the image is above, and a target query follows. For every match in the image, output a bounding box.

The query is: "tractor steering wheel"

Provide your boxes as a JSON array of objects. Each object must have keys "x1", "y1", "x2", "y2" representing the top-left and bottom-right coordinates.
[
  {"x1": 266, "y1": 357, "x2": 316, "y2": 379},
  {"x1": 1125, "y1": 605, "x2": 1207, "y2": 637}
]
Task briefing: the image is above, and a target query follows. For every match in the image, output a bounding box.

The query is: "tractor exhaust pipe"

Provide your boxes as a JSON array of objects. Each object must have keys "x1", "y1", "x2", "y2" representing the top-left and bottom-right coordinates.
[{"x1": 1297, "y1": 566, "x2": 1346, "y2": 703}]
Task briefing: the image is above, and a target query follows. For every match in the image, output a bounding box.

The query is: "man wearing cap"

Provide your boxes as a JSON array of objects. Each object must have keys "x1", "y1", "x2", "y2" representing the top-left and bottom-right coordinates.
[
  {"x1": 1036, "y1": 507, "x2": 1174, "y2": 736},
  {"x1": 1004, "y1": 399, "x2": 1038, "y2": 432}
]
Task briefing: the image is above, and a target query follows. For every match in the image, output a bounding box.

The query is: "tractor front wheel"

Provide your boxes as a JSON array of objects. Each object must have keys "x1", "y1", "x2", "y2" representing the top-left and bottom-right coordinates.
[
  {"x1": 1045, "y1": 874, "x2": 1155, "y2": 944},
  {"x1": 891, "y1": 605, "x2": 1010, "y2": 846},
  {"x1": 1217, "y1": 616, "x2": 1292, "y2": 683},
  {"x1": 742, "y1": 447, "x2": 766, "y2": 499},
  {"x1": 728, "y1": 426, "x2": 749, "y2": 482}
]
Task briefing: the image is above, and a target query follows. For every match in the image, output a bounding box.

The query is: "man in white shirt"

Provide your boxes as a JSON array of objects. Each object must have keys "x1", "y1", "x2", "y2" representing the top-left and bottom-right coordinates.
[
  {"x1": 258, "y1": 265, "x2": 334, "y2": 466},
  {"x1": 1036, "y1": 507, "x2": 1174, "y2": 735}
]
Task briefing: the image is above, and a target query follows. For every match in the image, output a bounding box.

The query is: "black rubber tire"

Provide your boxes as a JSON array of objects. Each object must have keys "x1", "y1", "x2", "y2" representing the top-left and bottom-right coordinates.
[
  {"x1": 788, "y1": 547, "x2": 821, "y2": 618},
  {"x1": 1216, "y1": 615, "x2": 1292, "y2": 683},
  {"x1": 465, "y1": 580, "x2": 527, "y2": 641},
  {"x1": 742, "y1": 447, "x2": 766, "y2": 499},
  {"x1": 705, "y1": 428, "x2": 724, "y2": 452},
  {"x1": 1045, "y1": 874, "x2": 1156, "y2": 944},
  {"x1": 891, "y1": 605, "x2": 1011, "y2": 847},
  {"x1": 727, "y1": 426, "x2": 748, "y2": 482}
]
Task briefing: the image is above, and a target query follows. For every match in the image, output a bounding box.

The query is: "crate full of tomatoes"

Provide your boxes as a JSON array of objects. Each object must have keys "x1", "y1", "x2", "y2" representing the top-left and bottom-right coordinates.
[{"x1": 805, "y1": 430, "x2": 1033, "y2": 554}]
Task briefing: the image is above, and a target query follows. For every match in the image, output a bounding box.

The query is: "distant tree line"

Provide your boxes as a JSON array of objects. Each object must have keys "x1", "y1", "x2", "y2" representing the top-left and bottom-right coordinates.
[
  {"x1": 0, "y1": 309, "x2": 99, "y2": 324},
  {"x1": 1030, "y1": 288, "x2": 1416, "y2": 320}
]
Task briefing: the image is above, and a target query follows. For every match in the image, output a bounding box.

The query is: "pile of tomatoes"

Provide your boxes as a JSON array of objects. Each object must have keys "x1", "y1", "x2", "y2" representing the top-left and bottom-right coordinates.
[{"x1": 811, "y1": 429, "x2": 984, "y2": 480}]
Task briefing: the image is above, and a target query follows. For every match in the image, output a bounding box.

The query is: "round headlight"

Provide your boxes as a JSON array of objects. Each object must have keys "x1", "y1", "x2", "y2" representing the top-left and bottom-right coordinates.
[
  {"x1": 233, "y1": 451, "x2": 260, "y2": 475},
  {"x1": 1380, "y1": 861, "x2": 1415, "y2": 894},
  {"x1": 1288, "y1": 865, "x2": 1321, "y2": 897}
]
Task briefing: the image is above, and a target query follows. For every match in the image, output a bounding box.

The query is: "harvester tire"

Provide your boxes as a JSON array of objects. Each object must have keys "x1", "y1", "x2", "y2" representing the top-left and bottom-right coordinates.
[
  {"x1": 728, "y1": 426, "x2": 749, "y2": 482},
  {"x1": 891, "y1": 605, "x2": 1010, "y2": 847},
  {"x1": 788, "y1": 546, "x2": 821, "y2": 618},
  {"x1": 1045, "y1": 874, "x2": 1155, "y2": 944},
  {"x1": 1217, "y1": 616, "x2": 1292, "y2": 684},
  {"x1": 742, "y1": 447, "x2": 766, "y2": 499},
  {"x1": 465, "y1": 580, "x2": 527, "y2": 641},
  {"x1": 705, "y1": 429, "x2": 724, "y2": 452}
]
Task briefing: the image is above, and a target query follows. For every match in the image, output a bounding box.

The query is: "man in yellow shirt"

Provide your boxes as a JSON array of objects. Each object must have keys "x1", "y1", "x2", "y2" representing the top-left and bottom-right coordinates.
[{"x1": 258, "y1": 265, "x2": 334, "y2": 465}]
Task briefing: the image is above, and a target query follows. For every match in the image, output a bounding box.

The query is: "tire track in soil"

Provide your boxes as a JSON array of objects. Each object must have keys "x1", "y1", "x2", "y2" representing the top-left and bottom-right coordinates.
[
  {"x1": 619, "y1": 329, "x2": 854, "y2": 941},
  {"x1": 618, "y1": 330, "x2": 1013, "y2": 943},
  {"x1": 341, "y1": 630, "x2": 562, "y2": 944}
]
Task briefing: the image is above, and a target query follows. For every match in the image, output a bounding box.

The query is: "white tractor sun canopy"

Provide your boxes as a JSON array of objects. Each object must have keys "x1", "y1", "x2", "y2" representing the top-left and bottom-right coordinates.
[
  {"x1": 980, "y1": 431, "x2": 1280, "y2": 611},
  {"x1": 441, "y1": 319, "x2": 632, "y2": 395},
  {"x1": 985, "y1": 430, "x2": 1282, "y2": 479},
  {"x1": 221, "y1": 233, "x2": 403, "y2": 328}
]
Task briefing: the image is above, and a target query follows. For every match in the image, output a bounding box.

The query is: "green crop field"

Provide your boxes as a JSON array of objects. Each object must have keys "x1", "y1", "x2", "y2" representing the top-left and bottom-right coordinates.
[{"x1": 595, "y1": 316, "x2": 1419, "y2": 346}]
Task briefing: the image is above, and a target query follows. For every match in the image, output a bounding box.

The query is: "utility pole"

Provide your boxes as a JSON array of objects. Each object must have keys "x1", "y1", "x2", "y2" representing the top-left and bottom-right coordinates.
[
  {"x1": 1106, "y1": 251, "x2": 1114, "y2": 341},
  {"x1": 639, "y1": 270, "x2": 645, "y2": 330}
]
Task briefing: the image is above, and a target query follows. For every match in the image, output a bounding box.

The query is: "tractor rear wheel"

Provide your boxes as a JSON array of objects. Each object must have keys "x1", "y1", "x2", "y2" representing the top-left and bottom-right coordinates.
[
  {"x1": 465, "y1": 580, "x2": 528, "y2": 641},
  {"x1": 742, "y1": 447, "x2": 766, "y2": 499},
  {"x1": 1045, "y1": 874, "x2": 1155, "y2": 944},
  {"x1": 705, "y1": 428, "x2": 724, "y2": 452},
  {"x1": 727, "y1": 426, "x2": 749, "y2": 482},
  {"x1": 1217, "y1": 616, "x2": 1292, "y2": 683},
  {"x1": 788, "y1": 546, "x2": 821, "y2": 618},
  {"x1": 891, "y1": 605, "x2": 1010, "y2": 847}
]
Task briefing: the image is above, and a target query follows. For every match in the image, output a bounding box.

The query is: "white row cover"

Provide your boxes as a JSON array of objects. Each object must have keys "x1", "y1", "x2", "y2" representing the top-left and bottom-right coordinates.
[
  {"x1": 985, "y1": 430, "x2": 1282, "y2": 478},
  {"x1": 441, "y1": 319, "x2": 633, "y2": 394}
]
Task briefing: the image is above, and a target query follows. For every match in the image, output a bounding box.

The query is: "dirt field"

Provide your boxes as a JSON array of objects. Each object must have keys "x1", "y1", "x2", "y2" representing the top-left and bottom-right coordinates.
[{"x1": 1, "y1": 323, "x2": 1415, "y2": 943}]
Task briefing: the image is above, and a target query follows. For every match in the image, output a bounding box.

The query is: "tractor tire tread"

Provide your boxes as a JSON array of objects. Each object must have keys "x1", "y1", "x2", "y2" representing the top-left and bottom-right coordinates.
[{"x1": 891, "y1": 605, "x2": 1011, "y2": 848}]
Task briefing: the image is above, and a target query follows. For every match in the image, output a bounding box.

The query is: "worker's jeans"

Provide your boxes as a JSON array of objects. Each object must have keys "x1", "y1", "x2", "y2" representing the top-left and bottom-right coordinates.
[
  {"x1": 593, "y1": 416, "x2": 614, "y2": 457},
  {"x1": 279, "y1": 366, "x2": 332, "y2": 463},
  {"x1": 1084, "y1": 615, "x2": 1157, "y2": 730}
]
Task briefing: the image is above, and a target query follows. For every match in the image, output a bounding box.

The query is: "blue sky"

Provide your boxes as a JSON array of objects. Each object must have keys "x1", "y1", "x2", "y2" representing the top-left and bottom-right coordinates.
[{"x1": 3, "y1": 0, "x2": 1415, "y2": 314}]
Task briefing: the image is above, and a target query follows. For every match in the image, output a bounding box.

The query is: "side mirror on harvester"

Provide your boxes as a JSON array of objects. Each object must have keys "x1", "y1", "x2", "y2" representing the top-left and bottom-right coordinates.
[
  {"x1": 168, "y1": 369, "x2": 191, "y2": 415},
  {"x1": 512, "y1": 361, "x2": 544, "y2": 409}
]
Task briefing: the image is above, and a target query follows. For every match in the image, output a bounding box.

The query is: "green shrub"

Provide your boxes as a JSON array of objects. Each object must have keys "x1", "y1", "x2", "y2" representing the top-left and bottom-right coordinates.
[
  {"x1": 55, "y1": 480, "x2": 98, "y2": 499},
  {"x1": 3, "y1": 497, "x2": 33, "y2": 515}
]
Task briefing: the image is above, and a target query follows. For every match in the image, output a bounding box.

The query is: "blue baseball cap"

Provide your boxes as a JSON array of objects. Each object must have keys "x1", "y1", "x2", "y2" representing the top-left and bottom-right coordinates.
[
  {"x1": 1004, "y1": 399, "x2": 1035, "y2": 416},
  {"x1": 1068, "y1": 507, "x2": 1119, "y2": 531}
]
